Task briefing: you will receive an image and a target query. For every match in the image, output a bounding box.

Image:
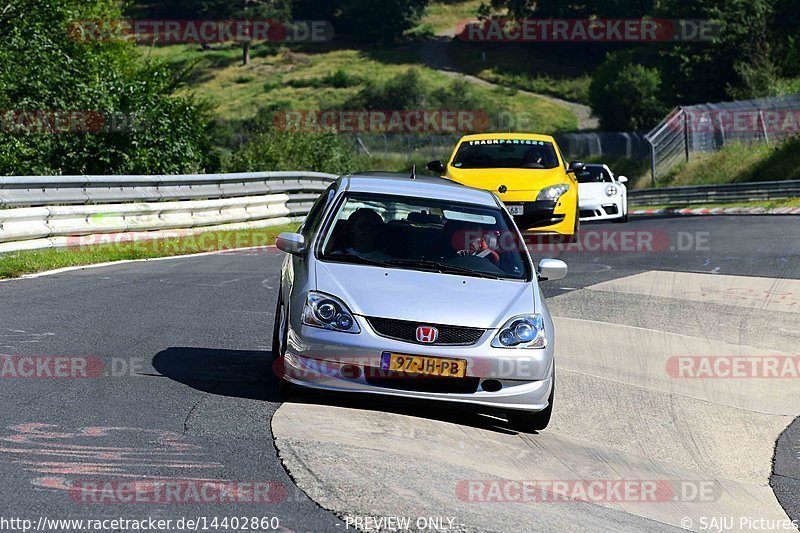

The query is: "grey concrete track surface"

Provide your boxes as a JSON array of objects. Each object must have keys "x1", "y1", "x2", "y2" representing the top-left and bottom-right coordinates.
[
  {"x1": 273, "y1": 216, "x2": 800, "y2": 532},
  {"x1": 0, "y1": 216, "x2": 797, "y2": 533}
]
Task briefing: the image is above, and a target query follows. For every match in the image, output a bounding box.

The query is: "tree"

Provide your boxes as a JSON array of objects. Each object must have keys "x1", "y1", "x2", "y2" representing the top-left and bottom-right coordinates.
[
  {"x1": 589, "y1": 50, "x2": 668, "y2": 131},
  {"x1": 0, "y1": 0, "x2": 218, "y2": 175},
  {"x1": 182, "y1": 0, "x2": 292, "y2": 65},
  {"x1": 294, "y1": 0, "x2": 428, "y2": 44}
]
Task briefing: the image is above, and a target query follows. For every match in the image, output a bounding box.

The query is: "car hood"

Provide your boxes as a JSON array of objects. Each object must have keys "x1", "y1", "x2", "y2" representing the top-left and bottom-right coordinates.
[
  {"x1": 578, "y1": 182, "x2": 609, "y2": 201},
  {"x1": 447, "y1": 167, "x2": 567, "y2": 193},
  {"x1": 315, "y1": 261, "x2": 535, "y2": 329}
]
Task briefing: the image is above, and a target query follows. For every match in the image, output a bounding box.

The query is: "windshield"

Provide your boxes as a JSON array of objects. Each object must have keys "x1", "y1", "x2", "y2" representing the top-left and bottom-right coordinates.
[
  {"x1": 452, "y1": 139, "x2": 560, "y2": 169},
  {"x1": 318, "y1": 193, "x2": 531, "y2": 280},
  {"x1": 576, "y1": 166, "x2": 613, "y2": 183}
]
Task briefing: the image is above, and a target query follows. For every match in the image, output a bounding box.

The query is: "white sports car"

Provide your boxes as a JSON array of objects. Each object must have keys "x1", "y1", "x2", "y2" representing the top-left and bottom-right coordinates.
[{"x1": 577, "y1": 164, "x2": 628, "y2": 223}]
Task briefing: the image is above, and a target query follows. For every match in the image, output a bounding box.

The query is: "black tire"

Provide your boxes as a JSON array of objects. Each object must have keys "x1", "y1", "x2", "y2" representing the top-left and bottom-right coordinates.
[
  {"x1": 271, "y1": 291, "x2": 293, "y2": 401},
  {"x1": 613, "y1": 213, "x2": 629, "y2": 224},
  {"x1": 508, "y1": 370, "x2": 555, "y2": 432},
  {"x1": 271, "y1": 292, "x2": 287, "y2": 361}
]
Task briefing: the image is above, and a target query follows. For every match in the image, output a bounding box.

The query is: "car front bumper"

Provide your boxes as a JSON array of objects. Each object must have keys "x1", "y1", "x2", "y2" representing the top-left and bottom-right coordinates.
[
  {"x1": 282, "y1": 318, "x2": 554, "y2": 412},
  {"x1": 501, "y1": 197, "x2": 577, "y2": 235},
  {"x1": 579, "y1": 197, "x2": 625, "y2": 221}
]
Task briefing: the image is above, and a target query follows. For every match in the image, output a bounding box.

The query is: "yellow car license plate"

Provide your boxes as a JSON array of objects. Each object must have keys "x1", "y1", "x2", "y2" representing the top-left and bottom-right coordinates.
[{"x1": 380, "y1": 352, "x2": 467, "y2": 378}]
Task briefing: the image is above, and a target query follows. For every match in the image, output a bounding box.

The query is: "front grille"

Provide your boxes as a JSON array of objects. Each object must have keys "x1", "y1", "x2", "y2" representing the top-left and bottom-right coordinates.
[
  {"x1": 367, "y1": 317, "x2": 485, "y2": 346},
  {"x1": 602, "y1": 204, "x2": 619, "y2": 215},
  {"x1": 364, "y1": 370, "x2": 480, "y2": 394}
]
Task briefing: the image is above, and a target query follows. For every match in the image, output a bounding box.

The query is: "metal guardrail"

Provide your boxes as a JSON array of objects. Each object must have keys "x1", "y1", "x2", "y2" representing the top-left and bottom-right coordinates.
[
  {"x1": 0, "y1": 172, "x2": 338, "y2": 253},
  {"x1": 628, "y1": 180, "x2": 800, "y2": 206},
  {"x1": 0, "y1": 171, "x2": 336, "y2": 207}
]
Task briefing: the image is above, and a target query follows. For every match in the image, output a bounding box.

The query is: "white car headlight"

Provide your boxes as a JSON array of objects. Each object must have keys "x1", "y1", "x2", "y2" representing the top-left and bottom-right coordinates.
[
  {"x1": 302, "y1": 291, "x2": 361, "y2": 333},
  {"x1": 492, "y1": 314, "x2": 546, "y2": 349},
  {"x1": 536, "y1": 184, "x2": 570, "y2": 202},
  {"x1": 605, "y1": 185, "x2": 618, "y2": 197}
]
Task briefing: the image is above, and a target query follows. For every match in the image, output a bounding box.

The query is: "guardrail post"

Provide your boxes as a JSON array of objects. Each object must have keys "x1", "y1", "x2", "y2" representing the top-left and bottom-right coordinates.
[
  {"x1": 648, "y1": 138, "x2": 657, "y2": 186},
  {"x1": 759, "y1": 110, "x2": 769, "y2": 144},
  {"x1": 682, "y1": 109, "x2": 690, "y2": 163}
]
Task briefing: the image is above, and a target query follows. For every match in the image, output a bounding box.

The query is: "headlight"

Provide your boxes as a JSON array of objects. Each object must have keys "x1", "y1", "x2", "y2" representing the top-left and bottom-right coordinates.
[
  {"x1": 536, "y1": 184, "x2": 570, "y2": 202},
  {"x1": 302, "y1": 292, "x2": 361, "y2": 333},
  {"x1": 605, "y1": 185, "x2": 618, "y2": 197},
  {"x1": 492, "y1": 314, "x2": 546, "y2": 349}
]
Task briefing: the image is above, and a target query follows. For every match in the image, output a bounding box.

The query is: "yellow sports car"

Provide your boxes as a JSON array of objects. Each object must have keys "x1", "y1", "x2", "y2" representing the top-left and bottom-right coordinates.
[{"x1": 427, "y1": 133, "x2": 583, "y2": 238}]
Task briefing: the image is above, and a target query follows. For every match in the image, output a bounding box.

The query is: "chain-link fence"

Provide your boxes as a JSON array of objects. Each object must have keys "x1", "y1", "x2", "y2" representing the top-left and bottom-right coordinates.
[
  {"x1": 349, "y1": 131, "x2": 650, "y2": 163},
  {"x1": 644, "y1": 94, "x2": 800, "y2": 183}
]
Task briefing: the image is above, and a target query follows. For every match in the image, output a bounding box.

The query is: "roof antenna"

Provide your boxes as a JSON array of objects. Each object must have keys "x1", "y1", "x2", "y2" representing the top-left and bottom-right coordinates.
[{"x1": 410, "y1": 164, "x2": 416, "y2": 180}]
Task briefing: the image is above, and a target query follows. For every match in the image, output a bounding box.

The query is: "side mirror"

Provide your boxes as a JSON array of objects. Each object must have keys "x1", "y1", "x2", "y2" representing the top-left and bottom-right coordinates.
[
  {"x1": 276, "y1": 232, "x2": 306, "y2": 256},
  {"x1": 426, "y1": 160, "x2": 446, "y2": 174},
  {"x1": 566, "y1": 161, "x2": 585, "y2": 174},
  {"x1": 617, "y1": 176, "x2": 629, "y2": 183},
  {"x1": 537, "y1": 258, "x2": 568, "y2": 282}
]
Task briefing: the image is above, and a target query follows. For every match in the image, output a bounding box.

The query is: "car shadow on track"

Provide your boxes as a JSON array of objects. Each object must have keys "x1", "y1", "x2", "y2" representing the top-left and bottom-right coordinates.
[
  {"x1": 152, "y1": 347, "x2": 285, "y2": 402},
  {"x1": 152, "y1": 347, "x2": 521, "y2": 435}
]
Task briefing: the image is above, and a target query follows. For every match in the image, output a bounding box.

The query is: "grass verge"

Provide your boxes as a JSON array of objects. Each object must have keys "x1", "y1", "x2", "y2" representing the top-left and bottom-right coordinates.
[
  {"x1": 659, "y1": 137, "x2": 800, "y2": 187},
  {"x1": 0, "y1": 224, "x2": 297, "y2": 280}
]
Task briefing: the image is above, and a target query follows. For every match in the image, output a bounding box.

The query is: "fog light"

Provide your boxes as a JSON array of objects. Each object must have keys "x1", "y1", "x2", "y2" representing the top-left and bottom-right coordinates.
[
  {"x1": 482, "y1": 379, "x2": 503, "y2": 392},
  {"x1": 336, "y1": 314, "x2": 354, "y2": 330}
]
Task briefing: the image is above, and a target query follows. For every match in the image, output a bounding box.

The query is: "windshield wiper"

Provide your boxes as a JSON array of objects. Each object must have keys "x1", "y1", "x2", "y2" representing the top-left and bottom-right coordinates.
[
  {"x1": 323, "y1": 253, "x2": 397, "y2": 269},
  {"x1": 388, "y1": 259, "x2": 500, "y2": 280}
]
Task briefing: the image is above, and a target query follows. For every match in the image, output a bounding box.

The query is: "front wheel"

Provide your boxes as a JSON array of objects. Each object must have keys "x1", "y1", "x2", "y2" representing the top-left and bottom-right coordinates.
[
  {"x1": 613, "y1": 213, "x2": 628, "y2": 223},
  {"x1": 271, "y1": 292, "x2": 293, "y2": 401},
  {"x1": 507, "y1": 371, "x2": 555, "y2": 432}
]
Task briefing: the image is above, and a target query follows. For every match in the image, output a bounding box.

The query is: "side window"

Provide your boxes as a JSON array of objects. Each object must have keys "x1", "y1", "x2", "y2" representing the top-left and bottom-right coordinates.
[{"x1": 300, "y1": 184, "x2": 336, "y2": 240}]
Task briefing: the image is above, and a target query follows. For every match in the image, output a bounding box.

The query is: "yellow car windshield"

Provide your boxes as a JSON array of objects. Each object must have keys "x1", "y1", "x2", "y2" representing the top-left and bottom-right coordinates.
[{"x1": 452, "y1": 139, "x2": 560, "y2": 170}]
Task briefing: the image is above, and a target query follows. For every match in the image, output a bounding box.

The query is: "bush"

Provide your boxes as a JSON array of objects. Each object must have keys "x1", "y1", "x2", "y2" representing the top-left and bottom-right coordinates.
[
  {"x1": 346, "y1": 69, "x2": 427, "y2": 110},
  {"x1": 590, "y1": 51, "x2": 669, "y2": 131},
  {"x1": 0, "y1": 0, "x2": 218, "y2": 175},
  {"x1": 225, "y1": 131, "x2": 356, "y2": 175}
]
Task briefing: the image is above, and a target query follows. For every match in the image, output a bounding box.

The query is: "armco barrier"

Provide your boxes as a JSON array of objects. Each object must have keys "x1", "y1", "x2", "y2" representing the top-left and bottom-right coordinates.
[
  {"x1": 628, "y1": 180, "x2": 800, "y2": 207},
  {"x1": 0, "y1": 172, "x2": 337, "y2": 253}
]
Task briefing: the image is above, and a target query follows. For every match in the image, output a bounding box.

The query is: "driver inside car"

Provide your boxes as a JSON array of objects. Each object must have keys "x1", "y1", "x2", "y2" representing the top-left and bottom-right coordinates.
[{"x1": 445, "y1": 221, "x2": 501, "y2": 265}]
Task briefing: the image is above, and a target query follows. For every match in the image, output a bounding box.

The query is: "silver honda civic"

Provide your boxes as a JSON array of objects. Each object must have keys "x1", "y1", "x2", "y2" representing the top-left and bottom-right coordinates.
[{"x1": 273, "y1": 172, "x2": 567, "y2": 431}]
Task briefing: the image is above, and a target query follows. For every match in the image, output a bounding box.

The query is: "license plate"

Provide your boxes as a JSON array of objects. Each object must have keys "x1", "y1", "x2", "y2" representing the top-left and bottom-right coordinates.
[
  {"x1": 381, "y1": 352, "x2": 467, "y2": 378},
  {"x1": 507, "y1": 205, "x2": 524, "y2": 216}
]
